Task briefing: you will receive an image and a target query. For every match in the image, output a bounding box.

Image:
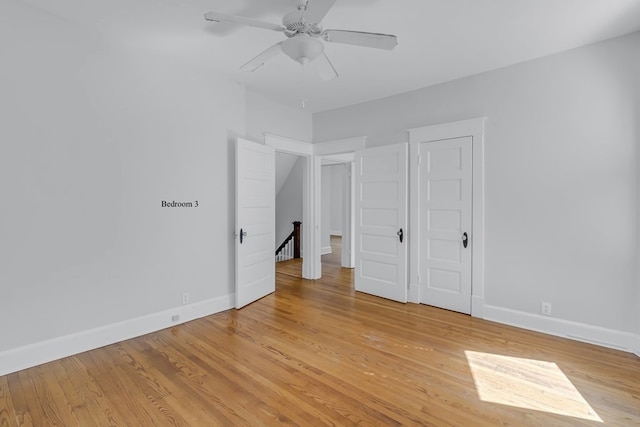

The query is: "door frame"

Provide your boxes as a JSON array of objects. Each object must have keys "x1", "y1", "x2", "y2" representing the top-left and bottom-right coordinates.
[
  {"x1": 265, "y1": 134, "x2": 319, "y2": 279},
  {"x1": 314, "y1": 137, "x2": 365, "y2": 272},
  {"x1": 265, "y1": 134, "x2": 365, "y2": 279},
  {"x1": 408, "y1": 118, "x2": 486, "y2": 317},
  {"x1": 320, "y1": 155, "x2": 355, "y2": 268}
]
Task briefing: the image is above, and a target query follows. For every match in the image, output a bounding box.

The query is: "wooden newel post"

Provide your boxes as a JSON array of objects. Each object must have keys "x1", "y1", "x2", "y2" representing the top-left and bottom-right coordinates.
[{"x1": 293, "y1": 221, "x2": 302, "y2": 259}]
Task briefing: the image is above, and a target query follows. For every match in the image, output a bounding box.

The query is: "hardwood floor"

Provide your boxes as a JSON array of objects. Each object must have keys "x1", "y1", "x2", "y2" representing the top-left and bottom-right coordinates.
[{"x1": 1, "y1": 241, "x2": 639, "y2": 426}]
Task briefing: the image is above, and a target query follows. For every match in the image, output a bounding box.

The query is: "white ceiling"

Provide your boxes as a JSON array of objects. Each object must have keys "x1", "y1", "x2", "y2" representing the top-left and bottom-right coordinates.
[{"x1": 24, "y1": 0, "x2": 640, "y2": 113}]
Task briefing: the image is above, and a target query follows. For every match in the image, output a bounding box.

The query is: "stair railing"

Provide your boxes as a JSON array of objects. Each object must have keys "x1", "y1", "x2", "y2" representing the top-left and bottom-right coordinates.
[{"x1": 275, "y1": 221, "x2": 301, "y2": 262}]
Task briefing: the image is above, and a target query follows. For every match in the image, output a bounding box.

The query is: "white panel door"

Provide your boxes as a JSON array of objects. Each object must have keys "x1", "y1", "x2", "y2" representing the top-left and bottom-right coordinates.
[
  {"x1": 420, "y1": 137, "x2": 472, "y2": 313},
  {"x1": 355, "y1": 143, "x2": 408, "y2": 302},
  {"x1": 236, "y1": 138, "x2": 275, "y2": 309}
]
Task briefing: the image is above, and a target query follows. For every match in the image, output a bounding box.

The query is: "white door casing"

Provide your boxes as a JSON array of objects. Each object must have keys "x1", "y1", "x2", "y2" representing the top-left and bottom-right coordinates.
[
  {"x1": 355, "y1": 143, "x2": 408, "y2": 303},
  {"x1": 264, "y1": 134, "x2": 318, "y2": 280},
  {"x1": 313, "y1": 137, "x2": 365, "y2": 276},
  {"x1": 342, "y1": 161, "x2": 355, "y2": 269},
  {"x1": 235, "y1": 138, "x2": 275, "y2": 309},
  {"x1": 420, "y1": 137, "x2": 472, "y2": 314}
]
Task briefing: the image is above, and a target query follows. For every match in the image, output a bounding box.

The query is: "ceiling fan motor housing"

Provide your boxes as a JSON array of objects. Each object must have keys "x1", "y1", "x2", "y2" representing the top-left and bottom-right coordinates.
[{"x1": 283, "y1": 10, "x2": 322, "y2": 37}]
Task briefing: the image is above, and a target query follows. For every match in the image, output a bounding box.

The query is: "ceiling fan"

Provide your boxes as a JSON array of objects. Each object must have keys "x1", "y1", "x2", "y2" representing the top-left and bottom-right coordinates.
[{"x1": 204, "y1": 0, "x2": 398, "y2": 80}]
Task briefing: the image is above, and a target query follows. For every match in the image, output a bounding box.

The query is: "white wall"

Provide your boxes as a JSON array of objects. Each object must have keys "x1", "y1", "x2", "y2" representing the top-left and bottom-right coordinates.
[
  {"x1": 0, "y1": 2, "x2": 244, "y2": 367},
  {"x1": 320, "y1": 164, "x2": 344, "y2": 244},
  {"x1": 245, "y1": 90, "x2": 312, "y2": 143},
  {"x1": 275, "y1": 152, "x2": 299, "y2": 196},
  {"x1": 330, "y1": 165, "x2": 344, "y2": 236},
  {"x1": 314, "y1": 33, "x2": 640, "y2": 340},
  {"x1": 275, "y1": 157, "x2": 304, "y2": 249}
]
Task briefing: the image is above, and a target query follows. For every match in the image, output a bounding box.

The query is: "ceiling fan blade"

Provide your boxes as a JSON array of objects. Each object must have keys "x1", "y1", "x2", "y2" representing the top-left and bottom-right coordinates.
[
  {"x1": 313, "y1": 52, "x2": 338, "y2": 81},
  {"x1": 204, "y1": 12, "x2": 285, "y2": 32},
  {"x1": 240, "y1": 42, "x2": 283, "y2": 72},
  {"x1": 322, "y1": 30, "x2": 397, "y2": 50},
  {"x1": 303, "y1": 0, "x2": 336, "y2": 24}
]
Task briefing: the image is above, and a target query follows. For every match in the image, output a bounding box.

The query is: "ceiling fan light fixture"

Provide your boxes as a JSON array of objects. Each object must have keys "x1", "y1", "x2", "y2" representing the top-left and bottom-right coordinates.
[
  {"x1": 205, "y1": 0, "x2": 397, "y2": 78},
  {"x1": 282, "y1": 35, "x2": 324, "y2": 65}
]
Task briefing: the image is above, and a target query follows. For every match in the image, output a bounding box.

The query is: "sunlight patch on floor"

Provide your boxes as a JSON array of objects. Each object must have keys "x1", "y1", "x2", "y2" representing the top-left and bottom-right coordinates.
[{"x1": 465, "y1": 351, "x2": 602, "y2": 422}]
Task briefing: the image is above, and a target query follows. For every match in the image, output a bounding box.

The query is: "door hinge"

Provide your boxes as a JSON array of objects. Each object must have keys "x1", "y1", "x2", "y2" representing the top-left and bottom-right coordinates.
[
  {"x1": 417, "y1": 275, "x2": 420, "y2": 284},
  {"x1": 417, "y1": 155, "x2": 422, "y2": 165}
]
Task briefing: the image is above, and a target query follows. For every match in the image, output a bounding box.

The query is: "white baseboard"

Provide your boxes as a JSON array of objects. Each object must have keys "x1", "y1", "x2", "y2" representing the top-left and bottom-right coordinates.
[
  {"x1": 408, "y1": 282, "x2": 420, "y2": 303},
  {"x1": 321, "y1": 246, "x2": 332, "y2": 255},
  {"x1": 471, "y1": 296, "x2": 484, "y2": 318},
  {"x1": 0, "y1": 294, "x2": 235, "y2": 376},
  {"x1": 634, "y1": 334, "x2": 640, "y2": 358},
  {"x1": 483, "y1": 304, "x2": 637, "y2": 353}
]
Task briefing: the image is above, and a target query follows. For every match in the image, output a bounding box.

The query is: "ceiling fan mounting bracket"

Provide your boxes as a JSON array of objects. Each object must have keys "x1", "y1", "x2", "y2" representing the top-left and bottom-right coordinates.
[{"x1": 292, "y1": 0, "x2": 309, "y2": 11}]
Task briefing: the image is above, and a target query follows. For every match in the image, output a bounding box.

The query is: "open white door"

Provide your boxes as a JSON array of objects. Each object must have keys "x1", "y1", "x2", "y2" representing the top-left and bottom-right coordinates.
[
  {"x1": 236, "y1": 138, "x2": 275, "y2": 309},
  {"x1": 355, "y1": 143, "x2": 408, "y2": 302},
  {"x1": 420, "y1": 137, "x2": 472, "y2": 314}
]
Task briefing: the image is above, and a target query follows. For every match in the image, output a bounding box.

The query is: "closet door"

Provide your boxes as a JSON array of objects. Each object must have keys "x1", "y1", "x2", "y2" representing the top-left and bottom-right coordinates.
[{"x1": 420, "y1": 137, "x2": 472, "y2": 314}]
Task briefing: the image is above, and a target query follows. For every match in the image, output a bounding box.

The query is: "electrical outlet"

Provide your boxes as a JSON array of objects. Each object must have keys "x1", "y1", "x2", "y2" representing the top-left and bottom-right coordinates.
[
  {"x1": 541, "y1": 301, "x2": 552, "y2": 316},
  {"x1": 182, "y1": 292, "x2": 190, "y2": 305},
  {"x1": 171, "y1": 314, "x2": 180, "y2": 322}
]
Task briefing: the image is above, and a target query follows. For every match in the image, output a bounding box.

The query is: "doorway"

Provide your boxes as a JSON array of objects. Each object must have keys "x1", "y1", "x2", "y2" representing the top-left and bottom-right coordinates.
[
  {"x1": 265, "y1": 134, "x2": 319, "y2": 280},
  {"x1": 313, "y1": 137, "x2": 364, "y2": 277},
  {"x1": 275, "y1": 151, "x2": 304, "y2": 272},
  {"x1": 320, "y1": 160, "x2": 355, "y2": 274}
]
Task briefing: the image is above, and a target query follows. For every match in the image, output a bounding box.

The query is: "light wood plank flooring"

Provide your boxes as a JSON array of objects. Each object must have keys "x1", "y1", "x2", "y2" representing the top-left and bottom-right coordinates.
[{"x1": 1, "y1": 241, "x2": 639, "y2": 426}]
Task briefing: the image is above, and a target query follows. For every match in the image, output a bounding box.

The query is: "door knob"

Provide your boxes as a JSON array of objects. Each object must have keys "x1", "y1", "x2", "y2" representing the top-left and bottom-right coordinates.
[
  {"x1": 397, "y1": 228, "x2": 404, "y2": 243},
  {"x1": 240, "y1": 228, "x2": 247, "y2": 244},
  {"x1": 462, "y1": 232, "x2": 468, "y2": 249}
]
